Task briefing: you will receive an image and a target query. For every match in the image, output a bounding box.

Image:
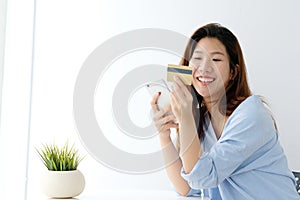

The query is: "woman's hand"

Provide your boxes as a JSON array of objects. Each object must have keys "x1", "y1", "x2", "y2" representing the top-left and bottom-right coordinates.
[
  {"x1": 151, "y1": 92, "x2": 178, "y2": 138},
  {"x1": 170, "y1": 76, "x2": 201, "y2": 173},
  {"x1": 170, "y1": 76, "x2": 194, "y2": 123}
]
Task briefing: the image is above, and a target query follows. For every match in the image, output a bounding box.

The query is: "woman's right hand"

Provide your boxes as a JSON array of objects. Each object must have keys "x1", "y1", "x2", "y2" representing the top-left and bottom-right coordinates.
[{"x1": 151, "y1": 92, "x2": 178, "y2": 138}]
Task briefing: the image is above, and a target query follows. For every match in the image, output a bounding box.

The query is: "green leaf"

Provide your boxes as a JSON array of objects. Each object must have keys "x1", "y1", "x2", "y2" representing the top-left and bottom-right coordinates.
[{"x1": 36, "y1": 141, "x2": 84, "y2": 171}]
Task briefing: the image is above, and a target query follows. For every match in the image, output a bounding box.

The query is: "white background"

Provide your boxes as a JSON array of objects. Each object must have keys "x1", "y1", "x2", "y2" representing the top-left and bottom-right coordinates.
[
  {"x1": 1, "y1": 0, "x2": 300, "y2": 199},
  {"x1": 0, "y1": 0, "x2": 7, "y2": 128}
]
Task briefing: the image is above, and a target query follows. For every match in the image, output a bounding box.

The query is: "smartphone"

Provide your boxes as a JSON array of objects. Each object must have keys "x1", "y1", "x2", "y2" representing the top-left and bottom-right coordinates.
[{"x1": 146, "y1": 79, "x2": 171, "y2": 109}]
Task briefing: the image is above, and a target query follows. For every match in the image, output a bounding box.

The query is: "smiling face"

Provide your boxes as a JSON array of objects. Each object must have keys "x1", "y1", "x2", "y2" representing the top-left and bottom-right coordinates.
[{"x1": 189, "y1": 37, "x2": 231, "y2": 102}]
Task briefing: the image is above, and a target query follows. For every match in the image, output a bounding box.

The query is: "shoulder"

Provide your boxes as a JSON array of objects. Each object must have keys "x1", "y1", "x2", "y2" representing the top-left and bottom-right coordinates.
[
  {"x1": 221, "y1": 95, "x2": 276, "y2": 145},
  {"x1": 229, "y1": 95, "x2": 271, "y2": 122},
  {"x1": 235, "y1": 95, "x2": 265, "y2": 111},
  {"x1": 224, "y1": 95, "x2": 276, "y2": 137}
]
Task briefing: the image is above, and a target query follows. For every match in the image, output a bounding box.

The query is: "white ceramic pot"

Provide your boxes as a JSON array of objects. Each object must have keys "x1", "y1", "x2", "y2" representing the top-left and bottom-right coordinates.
[{"x1": 41, "y1": 170, "x2": 85, "y2": 198}]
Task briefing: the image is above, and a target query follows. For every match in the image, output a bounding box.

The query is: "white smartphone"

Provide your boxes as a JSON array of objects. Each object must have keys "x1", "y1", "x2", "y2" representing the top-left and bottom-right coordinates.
[{"x1": 146, "y1": 79, "x2": 171, "y2": 109}]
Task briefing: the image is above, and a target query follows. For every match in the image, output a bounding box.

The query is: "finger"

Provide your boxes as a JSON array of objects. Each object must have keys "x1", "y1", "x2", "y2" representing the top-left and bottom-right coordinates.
[
  {"x1": 150, "y1": 91, "x2": 161, "y2": 105},
  {"x1": 150, "y1": 92, "x2": 161, "y2": 112},
  {"x1": 153, "y1": 105, "x2": 172, "y2": 122},
  {"x1": 181, "y1": 84, "x2": 193, "y2": 99},
  {"x1": 174, "y1": 75, "x2": 186, "y2": 87},
  {"x1": 159, "y1": 122, "x2": 179, "y2": 132},
  {"x1": 158, "y1": 114, "x2": 177, "y2": 125},
  {"x1": 170, "y1": 90, "x2": 179, "y2": 106},
  {"x1": 174, "y1": 75, "x2": 191, "y2": 97},
  {"x1": 158, "y1": 105, "x2": 172, "y2": 117},
  {"x1": 152, "y1": 110, "x2": 163, "y2": 121},
  {"x1": 151, "y1": 104, "x2": 159, "y2": 113},
  {"x1": 155, "y1": 113, "x2": 175, "y2": 128},
  {"x1": 162, "y1": 104, "x2": 172, "y2": 113},
  {"x1": 171, "y1": 82, "x2": 186, "y2": 104}
]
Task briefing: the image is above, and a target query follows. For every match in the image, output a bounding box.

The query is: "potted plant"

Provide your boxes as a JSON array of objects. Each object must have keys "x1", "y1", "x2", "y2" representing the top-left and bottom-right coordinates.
[{"x1": 37, "y1": 142, "x2": 85, "y2": 198}]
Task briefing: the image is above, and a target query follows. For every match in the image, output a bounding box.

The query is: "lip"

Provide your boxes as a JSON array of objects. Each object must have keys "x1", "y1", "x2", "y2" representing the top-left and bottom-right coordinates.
[{"x1": 195, "y1": 75, "x2": 216, "y2": 86}]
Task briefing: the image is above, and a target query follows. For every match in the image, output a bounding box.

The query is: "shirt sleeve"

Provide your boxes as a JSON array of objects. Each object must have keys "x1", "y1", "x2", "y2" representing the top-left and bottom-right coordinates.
[
  {"x1": 186, "y1": 188, "x2": 202, "y2": 197},
  {"x1": 172, "y1": 185, "x2": 201, "y2": 197},
  {"x1": 181, "y1": 97, "x2": 276, "y2": 189}
]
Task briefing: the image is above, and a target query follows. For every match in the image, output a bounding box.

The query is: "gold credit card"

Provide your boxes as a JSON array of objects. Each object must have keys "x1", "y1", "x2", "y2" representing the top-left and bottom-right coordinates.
[{"x1": 167, "y1": 64, "x2": 192, "y2": 85}]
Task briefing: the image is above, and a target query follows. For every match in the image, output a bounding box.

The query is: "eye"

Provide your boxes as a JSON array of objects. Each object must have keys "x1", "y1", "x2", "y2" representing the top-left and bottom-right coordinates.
[
  {"x1": 192, "y1": 57, "x2": 202, "y2": 60},
  {"x1": 212, "y1": 58, "x2": 222, "y2": 62}
]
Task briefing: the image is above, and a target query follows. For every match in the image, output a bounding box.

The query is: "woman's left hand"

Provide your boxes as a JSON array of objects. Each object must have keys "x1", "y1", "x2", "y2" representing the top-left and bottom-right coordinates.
[{"x1": 170, "y1": 75, "x2": 194, "y2": 123}]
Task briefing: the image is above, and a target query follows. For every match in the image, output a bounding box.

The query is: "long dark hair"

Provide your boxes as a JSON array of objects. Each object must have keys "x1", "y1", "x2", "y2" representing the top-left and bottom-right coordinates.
[{"x1": 180, "y1": 23, "x2": 252, "y2": 139}]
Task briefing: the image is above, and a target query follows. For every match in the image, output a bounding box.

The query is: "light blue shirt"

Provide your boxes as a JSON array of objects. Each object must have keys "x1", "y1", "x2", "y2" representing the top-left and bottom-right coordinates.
[{"x1": 181, "y1": 95, "x2": 299, "y2": 199}]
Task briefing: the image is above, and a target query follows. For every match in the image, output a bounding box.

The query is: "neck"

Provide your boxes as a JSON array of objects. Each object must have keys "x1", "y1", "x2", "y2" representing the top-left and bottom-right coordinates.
[
  {"x1": 203, "y1": 96, "x2": 228, "y2": 139},
  {"x1": 203, "y1": 96, "x2": 219, "y2": 114}
]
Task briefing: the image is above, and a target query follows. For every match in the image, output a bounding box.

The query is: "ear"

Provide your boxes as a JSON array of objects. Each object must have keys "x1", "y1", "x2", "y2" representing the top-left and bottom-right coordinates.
[{"x1": 230, "y1": 64, "x2": 239, "y2": 80}]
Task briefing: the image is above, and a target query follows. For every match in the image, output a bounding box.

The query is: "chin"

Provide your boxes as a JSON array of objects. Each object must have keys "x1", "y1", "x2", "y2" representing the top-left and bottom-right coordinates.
[{"x1": 193, "y1": 85, "x2": 210, "y2": 97}]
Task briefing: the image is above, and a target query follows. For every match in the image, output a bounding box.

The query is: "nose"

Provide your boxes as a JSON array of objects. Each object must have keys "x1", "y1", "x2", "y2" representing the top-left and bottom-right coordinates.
[{"x1": 194, "y1": 58, "x2": 213, "y2": 73}]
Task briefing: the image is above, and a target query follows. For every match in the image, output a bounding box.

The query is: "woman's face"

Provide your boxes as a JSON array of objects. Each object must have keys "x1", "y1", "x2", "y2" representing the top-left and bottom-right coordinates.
[{"x1": 189, "y1": 37, "x2": 231, "y2": 101}]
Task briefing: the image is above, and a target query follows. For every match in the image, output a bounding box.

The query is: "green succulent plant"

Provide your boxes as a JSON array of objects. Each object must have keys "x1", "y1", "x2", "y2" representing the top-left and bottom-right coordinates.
[{"x1": 37, "y1": 142, "x2": 83, "y2": 171}]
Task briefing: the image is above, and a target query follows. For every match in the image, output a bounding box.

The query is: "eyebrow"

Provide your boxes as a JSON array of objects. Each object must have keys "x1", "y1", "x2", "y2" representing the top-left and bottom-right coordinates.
[{"x1": 193, "y1": 50, "x2": 225, "y2": 56}]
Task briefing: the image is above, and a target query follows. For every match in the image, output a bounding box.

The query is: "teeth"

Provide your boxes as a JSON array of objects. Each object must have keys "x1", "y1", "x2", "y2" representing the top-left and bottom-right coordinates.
[{"x1": 197, "y1": 77, "x2": 214, "y2": 82}]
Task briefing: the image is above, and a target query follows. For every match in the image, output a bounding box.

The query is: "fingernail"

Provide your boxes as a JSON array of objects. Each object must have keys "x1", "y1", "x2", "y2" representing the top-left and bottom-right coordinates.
[{"x1": 158, "y1": 91, "x2": 161, "y2": 95}]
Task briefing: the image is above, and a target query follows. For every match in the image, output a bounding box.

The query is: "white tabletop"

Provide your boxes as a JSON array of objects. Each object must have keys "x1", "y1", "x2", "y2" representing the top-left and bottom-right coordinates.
[{"x1": 31, "y1": 190, "x2": 203, "y2": 200}]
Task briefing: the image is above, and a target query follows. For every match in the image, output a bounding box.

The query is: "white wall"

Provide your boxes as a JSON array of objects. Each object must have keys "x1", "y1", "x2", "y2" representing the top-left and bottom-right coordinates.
[
  {"x1": 0, "y1": 0, "x2": 7, "y2": 196},
  {"x1": 0, "y1": 0, "x2": 7, "y2": 127},
  {"x1": 1, "y1": 0, "x2": 300, "y2": 199},
  {"x1": 0, "y1": 0, "x2": 35, "y2": 199}
]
